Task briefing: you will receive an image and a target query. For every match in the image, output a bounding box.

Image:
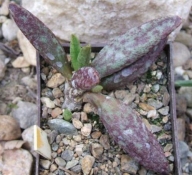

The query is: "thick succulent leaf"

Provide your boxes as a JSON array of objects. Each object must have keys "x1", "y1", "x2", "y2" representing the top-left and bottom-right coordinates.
[
  {"x1": 83, "y1": 93, "x2": 170, "y2": 174},
  {"x1": 101, "y1": 38, "x2": 167, "y2": 90},
  {"x1": 91, "y1": 16, "x2": 182, "y2": 78},
  {"x1": 77, "y1": 45, "x2": 91, "y2": 68},
  {"x1": 71, "y1": 67, "x2": 100, "y2": 90},
  {"x1": 70, "y1": 34, "x2": 81, "y2": 71},
  {"x1": 9, "y1": 3, "x2": 72, "y2": 79}
]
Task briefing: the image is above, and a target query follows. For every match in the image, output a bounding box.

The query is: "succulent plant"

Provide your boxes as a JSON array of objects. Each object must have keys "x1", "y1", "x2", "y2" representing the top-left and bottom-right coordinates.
[{"x1": 9, "y1": 3, "x2": 182, "y2": 174}]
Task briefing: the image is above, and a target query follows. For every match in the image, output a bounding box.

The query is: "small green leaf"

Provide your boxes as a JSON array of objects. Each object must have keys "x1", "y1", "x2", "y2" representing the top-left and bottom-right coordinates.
[
  {"x1": 63, "y1": 109, "x2": 72, "y2": 121},
  {"x1": 70, "y1": 34, "x2": 81, "y2": 71},
  {"x1": 77, "y1": 45, "x2": 91, "y2": 68},
  {"x1": 175, "y1": 80, "x2": 192, "y2": 87},
  {"x1": 91, "y1": 85, "x2": 103, "y2": 93}
]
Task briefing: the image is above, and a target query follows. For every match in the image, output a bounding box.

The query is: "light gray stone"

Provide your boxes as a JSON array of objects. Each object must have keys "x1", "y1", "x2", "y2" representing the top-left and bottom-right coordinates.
[
  {"x1": 11, "y1": 101, "x2": 38, "y2": 129},
  {"x1": 40, "y1": 159, "x2": 51, "y2": 169},
  {"x1": 55, "y1": 157, "x2": 66, "y2": 167},
  {"x1": 61, "y1": 149, "x2": 74, "y2": 161},
  {"x1": 178, "y1": 141, "x2": 190, "y2": 159},
  {"x1": 65, "y1": 159, "x2": 79, "y2": 169}
]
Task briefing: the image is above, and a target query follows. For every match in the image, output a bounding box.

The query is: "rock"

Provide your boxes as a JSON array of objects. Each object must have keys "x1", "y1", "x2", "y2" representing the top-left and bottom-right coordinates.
[
  {"x1": 91, "y1": 143, "x2": 104, "y2": 159},
  {"x1": 47, "y1": 130, "x2": 58, "y2": 144},
  {"x1": 1, "y1": 149, "x2": 33, "y2": 175},
  {"x1": 0, "y1": 58, "x2": 6, "y2": 81},
  {"x1": 0, "y1": 0, "x2": 9, "y2": 15},
  {"x1": 138, "y1": 103, "x2": 155, "y2": 111},
  {"x1": 46, "y1": 73, "x2": 65, "y2": 88},
  {"x1": 22, "y1": 0, "x2": 190, "y2": 44},
  {"x1": 176, "y1": 94, "x2": 187, "y2": 115},
  {"x1": 152, "y1": 84, "x2": 160, "y2": 92},
  {"x1": 147, "y1": 110, "x2": 157, "y2": 119},
  {"x1": 123, "y1": 93, "x2": 136, "y2": 105},
  {"x1": 65, "y1": 159, "x2": 79, "y2": 169},
  {"x1": 41, "y1": 97, "x2": 55, "y2": 108},
  {"x1": 21, "y1": 76, "x2": 37, "y2": 90},
  {"x1": 99, "y1": 134, "x2": 110, "y2": 150},
  {"x1": 178, "y1": 141, "x2": 190, "y2": 159},
  {"x1": 81, "y1": 155, "x2": 95, "y2": 175},
  {"x1": 52, "y1": 88, "x2": 63, "y2": 98},
  {"x1": 147, "y1": 98, "x2": 163, "y2": 109},
  {"x1": 70, "y1": 165, "x2": 82, "y2": 173},
  {"x1": 81, "y1": 123, "x2": 92, "y2": 136},
  {"x1": 178, "y1": 87, "x2": 192, "y2": 107},
  {"x1": 158, "y1": 106, "x2": 169, "y2": 115},
  {"x1": 120, "y1": 154, "x2": 139, "y2": 174},
  {"x1": 55, "y1": 157, "x2": 66, "y2": 167},
  {"x1": 17, "y1": 30, "x2": 36, "y2": 66},
  {"x1": 0, "y1": 101, "x2": 7, "y2": 114},
  {"x1": 177, "y1": 118, "x2": 186, "y2": 141},
  {"x1": 34, "y1": 125, "x2": 51, "y2": 159},
  {"x1": 83, "y1": 103, "x2": 95, "y2": 113},
  {"x1": 48, "y1": 119, "x2": 77, "y2": 135},
  {"x1": 2, "y1": 19, "x2": 18, "y2": 41},
  {"x1": 142, "y1": 118, "x2": 151, "y2": 131},
  {"x1": 61, "y1": 149, "x2": 74, "y2": 161},
  {"x1": 151, "y1": 125, "x2": 162, "y2": 133},
  {"x1": 73, "y1": 135, "x2": 82, "y2": 142},
  {"x1": 114, "y1": 90, "x2": 128, "y2": 100},
  {"x1": 75, "y1": 144, "x2": 84, "y2": 156},
  {"x1": 80, "y1": 111, "x2": 88, "y2": 122},
  {"x1": 0, "y1": 115, "x2": 21, "y2": 140},
  {"x1": 50, "y1": 164, "x2": 57, "y2": 172},
  {"x1": 91, "y1": 131, "x2": 102, "y2": 139},
  {"x1": 72, "y1": 118, "x2": 83, "y2": 129},
  {"x1": 172, "y1": 42, "x2": 191, "y2": 67},
  {"x1": 175, "y1": 31, "x2": 192, "y2": 48},
  {"x1": 40, "y1": 159, "x2": 51, "y2": 169},
  {"x1": 12, "y1": 56, "x2": 30, "y2": 68},
  {"x1": 51, "y1": 107, "x2": 62, "y2": 118},
  {"x1": 11, "y1": 101, "x2": 38, "y2": 129},
  {"x1": 163, "y1": 144, "x2": 173, "y2": 152}
]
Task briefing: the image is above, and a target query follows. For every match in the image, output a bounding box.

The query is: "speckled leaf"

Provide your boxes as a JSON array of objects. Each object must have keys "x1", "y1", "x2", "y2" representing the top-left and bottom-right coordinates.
[
  {"x1": 83, "y1": 93, "x2": 170, "y2": 174},
  {"x1": 71, "y1": 67, "x2": 100, "y2": 90},
  {"x1": 92, "y1": 16, "x2": 182, "y2": 78},
  {"x1": 70, "y1": 34, "x2": 81, "y2": 71},
  {"x1": 9, "y1": 3, "x2": 72, "y2": 79},
  {"x1": 101, "y1": 38, "x2": 167, "y2": 90},
  {"x1": 77, "y1": 45, "x2": 91, "y2": 68}
]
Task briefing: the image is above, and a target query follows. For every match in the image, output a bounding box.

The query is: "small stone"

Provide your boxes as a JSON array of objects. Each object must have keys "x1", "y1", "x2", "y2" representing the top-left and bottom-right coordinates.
[
  {"x1": 120, "y1": 154, "x2": 139, "y2": 174},
  {"x1": 83, "y1": 103, "x2": 95, "y2": 113},
  {"x1": 162, "y1": 116, "x2": 169, "y2": 123},
  {"x1": 151, "y1": 125, "x2": 162, "y2": 133},
  {"x1": 114, "y1": 90, "x2": 128, "y2": 100},
  {"x1": 55, "y1": 157, "x2": 66, "y2": 167},
  {"x1": 163, "y1": 122, "x2": 171, "y2": 131},
  {"x1": 156, "y1": 71, "x2": 162, "y2": 79},
  {"x1": 40, "y1": 159, "x2": 51, "y2": 169},
  {"x1": 168, "y1": 155, "x2": 174, "y2": 162},
  {"x1": 21, "y1": 76, "x2": 37, "y2": 90},
  {"x1": 147, "y1": 110, "x2": 157, "y2": 118},
  {"x1": 81, "y1": 112, "x2": 88, "y2": 122},
  {"x1": 48, "y1": 130, "x2": 58, "y2": 144},
  {"x1": 177, "y1": 118, "x2": 185, "y2": 141},
  {"x1": 175, "y1": 31, "x2": 192, "y2": 48},
  {"x1": 99, "y1": 135, "x2": 110, "y2": 150},
  {"x1": 61, "y1": 150, "x2": 74, "y2": 161},
  {"x1": 2, "y1": 19, "x2": 18, "y2": 41},
  {"x1": 48, "y1": 119, "x2": 77, "y2": 135},
  {"x1": 52, "y1": 88, "x2": 63, "y2": 98},
  {"x1": 73, "y1": 135, "x2": 82, "y2": 142},
  {"x1": 72, "y1": 118, "x2": 83, "y2": 129},
  {"x1": 91, "y1": 143, "x2": 104, "y2": 159},
  {"x1": 41, "y1": 97, "x2": 55, "y2": 108},
  {"x1": 75, "y1": 144, "x2": 84, "y2": 156},
  {"x1": 152, "y1": 84, "x2": 160, "y2": 92},
  {"x1": 63, "y1": 138, "x2": 70, "y2": 145},
  {"x1": 142, "y1": 118, "x2": 151, "y2": 131},
  {"x1": 158, "y1": 106, "x2": 169, "y2": 115},
  {"x1": 12, "y1": 56, "x2": 30, "y2": 68},
  {"x1": 46, "y1": 73, "x2": 65, "y2": 88},
  {"x1": 81, "y1": 155, "x2": 95, "y2": 175},
  {"x1": 81, "y1": 123, "x2": 92, "y2": 136},
  {"x1": 123, "y1": 93, "x2": 136, "y2": 105},
  {"x1": 163, "y1": 91, "x2": 170, "y2": 106},
  {"x1": 0, "y1": 0, "x2": 9, "y2": 15},
  {"x1": 138, "y1": 103, "x2": 155, "y2": 111},
  {"x1": 178, "y1": 141, "x2": 190, "y2": 159},
  {"x1": 138, "y1": 167, "x2": 147, "y2": 175},
  {"x1": 65, "y1": 160, "x2": 79, "y2": 169},
  {"x1": 70, "y1": 165, "x2": 82, "y2": 173},
  {"x1": 50, "y1": 164, "x2": 57, "y2": 172},
  {"x1": 51, "y1": 107, "x2": 62, "y2": 118},
  {"x1": 52, "y1": 142, "x2": 59, "y2": 151},
  {"x1": 0, "y1": 115, "x2": 21, "y2": 140},
  {"x1": 164, "y1": 152, "x2": 171, "y2": 157},
  {"x1": 164, "y1": 144, "x2": 173, "y2": 152},
  {"x1": 147, "y1": 98, "x2": 163, "y2": 109},
  {"x1": 72, "y1": 112, "x2": 81, "y2": 120},
  {"x1": 143, "y1": 84, "x2": 151, "y2": 93},
  {"x1": 91, "y1": 131, "x2": 102, "y2": 139}
]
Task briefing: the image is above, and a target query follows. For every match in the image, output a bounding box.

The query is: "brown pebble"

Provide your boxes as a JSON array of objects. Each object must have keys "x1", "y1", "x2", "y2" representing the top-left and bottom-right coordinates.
[{"x1": 91, "y1": 131, "x2": 102, "y2": 139}]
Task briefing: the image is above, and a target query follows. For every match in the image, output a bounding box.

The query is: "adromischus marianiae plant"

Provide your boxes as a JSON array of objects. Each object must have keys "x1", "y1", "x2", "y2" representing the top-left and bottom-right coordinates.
[{"x1": 9, "y1": 3, "x2": 182, "y2": 174}]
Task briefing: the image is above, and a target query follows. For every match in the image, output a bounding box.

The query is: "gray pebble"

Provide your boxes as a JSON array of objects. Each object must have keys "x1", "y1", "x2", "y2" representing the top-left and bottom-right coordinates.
[
  {"x1": 189, "y1": 163, "x2": 192, "y2": 172},
  {"x1": 163, "y1": 123, "x2": 171, "y2": 131},
  {"x1": 70, "y1": 165, "x2": 82, "y2": 173},
  {"x1": 48, "y1": 130, "x2": 58, "y2": 144},
  {"x1": 39, "y1": 159, "x2": 51, "y2": 169},
  {"x1": 65, "y1": 160, "x2": 79, "y2": 169},
  {"x1": 61, "y1": 150, "x2": 74, "y2": 161},
  {"x1": 147, "y1": 99, "x2": 163, "y2": 109},
  {"x1": 179, "y1": 141, "x2": 190, "y2": 159},
  {"x1": 158, "y1": 106, "x2": 169, "y2": 115},
  {"x1": 52, "y1": 142, "x2": 59, "y2": 151},
  {"x1": 55, "y1": 157, "x2": 66, "y2": 167}
]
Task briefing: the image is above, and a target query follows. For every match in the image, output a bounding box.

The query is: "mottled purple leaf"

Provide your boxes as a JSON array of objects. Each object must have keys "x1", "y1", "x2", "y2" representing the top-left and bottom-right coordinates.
[
  {"x1": 71, "y1": 67, "x2": 100, "y2": 90},
  {"x1": 9, "y1": 3, "x2": 72, "y2": 79},
  {"x1": 101, "y1": 38, "x2": 167, "y2": 90},
  {"x1": 92, "y1": 16, "x2": 182, "y2": 78},
  {"x1": 83, "y1": 93, "x2": 170, "y2": 174}
]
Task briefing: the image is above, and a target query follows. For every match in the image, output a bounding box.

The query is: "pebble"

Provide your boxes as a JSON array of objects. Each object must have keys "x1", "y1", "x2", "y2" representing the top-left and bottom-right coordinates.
[
  {"x1": 99, "y1": 134, "x2": 110, "y2": 150},
  {"x1": 163, "y1": 122, "x2": 171, "y2": 131},
  {"x1": 138, "y1": 103, "x2": 155, "y2": 111},
  {"x1": 55, "y1": 157, "x2": 66, "y2": 167},
  {"x1": 81, "y1": 123, "x2": 92, "y2": 136},
  {"x1": 163, "y1": 144, "x2": 173, "y2": 152},
  {"x1": 147, "y1": 98, "x2": 163, "y2": 109},
  {"x1": 172, "y1": 42, "x2": 191, "y2": 67},
  {"x1": 21, "y1": 76, "x2": 37, "y2": 90},
  {"x1": 51, "y1": 142, "x2": 59, "y2": 151},
  {"x1": 12, "y1": 56, "x2": 30, "y2": 68},
  {"x1": 151, "y1": 125, "x2": 162, "y2": 133},
  {"x1": 147, "y1": 110, "x2": 157, "y2": 118},
  {"x1": 123, "y1": 93, "x2": 136, "y2": 105},
  {"x1": 91, "y1": 131, "x2": 102, "y2": 139},
  {"x1": 179, "y1": 141, "x2": 190, "y2": 159},
  {"x1": 50, "y1": 164, "x2": 57, "y2": 172},
  {"x1": 51, "y1": 107, "x2": 62, "y2": 118},
  {"x1": 0, "y1": 57, "x2": 6, "y2": 81},
  {"x1": 75, "y1": 144, "x2": 84, "y2": 156},
  {"x1": 142, "y1": 118, "x2": 151, "y2": 131},
  {"x1": 114, "y1": 90, "x2": 128, "y2": 100},
  {"x1": 162, "y1": 116, "x2": 169, "y2": 123},
  {"x1": 46, "y1": 73, "x2": 65, "y2": 88},
  {"x1": 81, "y1": 112, "x2": 88, "y2": 122},
  {"x1": 72, "y1": 118, "x2": 83, "y2": 129},
  {"x1": 70, "y1": 165, "x2": 82, "y2": 173},
  {"x1": 158, "y1": 106, "x2": 169, "y2": 115},
  {"x1": 48, "y1": 119, "x2": 77, "y2": 135},
  {"x1": 73, "y1": 135, "x2": 82, "y2": 142},
  {"x1": 177, "y1": 118, "x2": 186, "y2": 141},
  {"x1": 65, "y1": 160, "x2": 79, "y2": 169},
  {"x1": 40, "y1": 159, "x2": 51, "y2": 169},
  {"x1": 0, "y1": 115, "x2": 21, "y2": 140},
  {"x1": 91, "y1": 143, "x2": 104, "y2": 159},
  {"x1": 83, "y1": 103, "x2": 94, "y2": 113},
  {"x1": 52, "y1": 88, "x2": 63, "y2": 98},
  {"x1": 11, "y1": 101, "x2": 38, "y2": 129},
  {"x1": 41, "y1": 97, "x2": 55, "y2": 108},
  {"x1": 175, "y1": 31, "x2": 192, "y2": 48},
  {"x1": 81, "y1": 155, "x2": 95, "y2": 175},
  {"x1": 61, "y1": 150, "x2": 74, "y2": 161},
  {"x1": 48, "y1": 130, "x2": 58, "y2": 144},
  {"x1": 0, "y1": 0, "x2": 9, "y2": 15},
  {"x1": 152, "y1": 84, "x2": 160, "y2": 92},
  {"x1": 2, "y1": 19, "x2": 18, "y2": 41}
]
